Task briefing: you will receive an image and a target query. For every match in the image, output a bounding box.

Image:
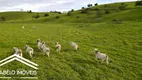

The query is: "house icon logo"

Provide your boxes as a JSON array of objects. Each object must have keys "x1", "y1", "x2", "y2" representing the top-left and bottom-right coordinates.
[{"x1": 0, "y1": 54, "x2": 38, "y2": 70}]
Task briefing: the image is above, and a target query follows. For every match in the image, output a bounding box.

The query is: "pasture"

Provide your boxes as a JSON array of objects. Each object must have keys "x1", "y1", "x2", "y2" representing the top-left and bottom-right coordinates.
[{"x1": 0, "y1": 22, "x2": 141, "y2": 80}]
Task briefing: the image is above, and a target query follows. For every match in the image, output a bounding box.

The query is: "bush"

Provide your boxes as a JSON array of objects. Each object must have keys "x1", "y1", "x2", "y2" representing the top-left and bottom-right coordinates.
[
  {"x1": 32, "y1": 14, "x2": 40, "y2": 19},
  {"x1": 104, "y1": 5, "x2": 108, "y2": 7},
  {"x1": 50, "y1": 11, "x2": 61, "y2": 14},
  {"x1": 119, "y1": 3, "x2": 127, "y2": 10},
  {"x1": 67, "y1": 12, "x2": 71, "y2": 16},
  {"x1": 44, "y1": 13, "x2": 49, "y2": 17},
  {"x1": 105, "y1": 10, "x2": 110, "y2": 14},
  {"x1": 96, "y1": 18, "x2": 103, "y2": 23},
  {"x1": 76, "y1": 16, "x2": 79, "y2": 19},
  {"x1": 56, "y1": 16, "x2": 60, "y2": 19},
  {"x1": 58, "y1": 12, "x2": 62, "y2": 14},
  {"x1": 112, "y1": 19, "x2": 122, "y2": 24},
  {"x1": 96, "y1": 10, "x2": 102, "y2": 18},
  {"x1": 35, "y1": 14, "x2": 40, "y2": 18},
  {"x1": 81, "y1": 9, "x2": 87, "y2": 14},
  {"x1": 1, "y1": 16, "x2": 6, "y2": 21}
]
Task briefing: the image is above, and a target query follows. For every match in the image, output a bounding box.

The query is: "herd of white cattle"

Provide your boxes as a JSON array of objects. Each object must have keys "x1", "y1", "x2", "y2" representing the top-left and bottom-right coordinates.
[{"x1": 13, "y1": 39, "x2": 109, "y2": 65}]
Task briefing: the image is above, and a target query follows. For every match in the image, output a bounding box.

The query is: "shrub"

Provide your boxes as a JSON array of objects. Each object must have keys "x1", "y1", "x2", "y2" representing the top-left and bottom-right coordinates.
[
  {"x1": 119, "y1": 3, "x2": 127, "y2": 10},
  {"x1": 105, "y1": 10, "x2": 110, "y2": 14},
  {"x1": 44, "y1": 13, "x2": 49, "y2": 17},
  {"x1": 96, "y1": 10, "x2": 102, "y2": 18},
  {"x1": 56, "y1": 16, "x2": 60, "y2": 19},
  {"x1": 104, "y1": 5, "x2": 108, "y2": 7},
  {"x1": 112, "y1": 19, "x2": 122, "y2": 24},
  {"x1": 81, "y1": 9, "x2": 87, "y2": 14},
  {"x1": 1, "y1": 16, "x2": 6, "y2": 21},
  {"x1": 76, "y1": 16, "x2": 79, "y2": 19},
  {"x1": 96, "y1": 18, "x2": 103, "y2": 23},
  {"x1": 32, "y1": 14, "x2": 40, "y2": 19},
  {"x1": 67, "y1": 12, "x2": 71, "y2": 16},
  {"x1": 58, "y1": 12, "x2": 62, "y2": 14},
  {"x1": 35, "y1": 14, "x2": 40, "y2": 18}
]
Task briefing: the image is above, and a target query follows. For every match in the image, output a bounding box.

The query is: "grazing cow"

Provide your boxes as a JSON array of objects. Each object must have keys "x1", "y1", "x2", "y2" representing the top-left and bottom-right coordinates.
[
  {"x1": 37, "y1": 39, "x2": 42, "y2": 51},
  {"x1": 13, "y1": 47, "x2": 22, "y2": 57},
  {"x1": 55, "y1": 42, "x2": 61, "y2": 53},
  {"x1": 18, "y1": 49, "x2": 23, "y2": 57},
  {"x1": 13, "y1": 47, "x2": 19, "y2": 54},
  {"x1": 25, "y1": 45, "x2": 34, "y2": 58},
  {"x1": 69, "y1": 41, "x2": 78, "y2": 51},
  {"x1": 94, "y1": 48, "x2": 108, "y2": 65},
  {"x1": 41, "y1": 41, "x2": 50, "y2": 57}
]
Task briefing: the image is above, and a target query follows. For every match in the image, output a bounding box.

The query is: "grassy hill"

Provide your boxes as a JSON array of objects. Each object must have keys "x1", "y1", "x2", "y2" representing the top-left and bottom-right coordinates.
[
  {"x1": 0, "y1": 1, "x2": 142, "y2": 80},
  {"x1": 0, "y1": 2, "x2": 142, "y2": 23}
]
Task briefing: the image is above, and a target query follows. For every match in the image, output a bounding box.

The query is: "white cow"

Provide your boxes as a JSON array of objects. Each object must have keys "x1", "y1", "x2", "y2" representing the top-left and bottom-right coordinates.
[
  {"x1": 41, "y1": 41, "x2": 50, "y2": 57},
  {"x1": 37, "y1": 39, "x2": 43, "y2": 51},
  {"x1": 25, "y1": 45, "x2": 34, "y2": 58},
  {"x1": 69, "y1": 41, "x2": 78, "y2": 51},
  {"x1": 13, "y1": 47, "x2": 22, "y2": 57},
  {"x1": 94, "y1": 48, "x2": 108, "y2": 65},
  {"x1": 55, "y1": 42, "x2": 61, "y2": 53}
]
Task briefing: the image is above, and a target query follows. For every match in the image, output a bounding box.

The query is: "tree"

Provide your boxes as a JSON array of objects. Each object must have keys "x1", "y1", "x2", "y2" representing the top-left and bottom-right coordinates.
[
  {"x1": 71, "y1": 9, "x2": 74, "y2": 12},
  {"x1": 135, "y1": 0, "x2": 142, "y2": 6},
  {"x1": 119, "y1": 3, "x2": 127, "y2": 10},
  {"x1": 44, "y1": 13, "x2": 49, "y2": 17},
  {"x1": 1, "y1": 16, "x2": 6, "y2": 21},
  {"x1": 95, "y1": 3, "x2": 98, "y2": 6},
  {"x1": 82, "y1": 7, "x2": 85, "y2": 9},
  {"x1": 28, "y1": 10, "x2": 32, "y2": 13},
  {"x1": 87, "y1": 4, "x2": 92, "y2": 7}
]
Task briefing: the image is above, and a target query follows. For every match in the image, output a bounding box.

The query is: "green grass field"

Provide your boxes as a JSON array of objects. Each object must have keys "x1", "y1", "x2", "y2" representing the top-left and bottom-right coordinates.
[
  {"x1": 0, "y1": 22, "x2": 142, "y2": 80},
  {"x1": 0, "y1": 1, "x2": 142, "y2": 80}
]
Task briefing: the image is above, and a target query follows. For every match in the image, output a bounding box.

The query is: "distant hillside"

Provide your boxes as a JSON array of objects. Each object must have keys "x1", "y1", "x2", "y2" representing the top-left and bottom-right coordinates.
[{"x1": 0, "y1": 1, "x2": 142, "y2": 23}]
